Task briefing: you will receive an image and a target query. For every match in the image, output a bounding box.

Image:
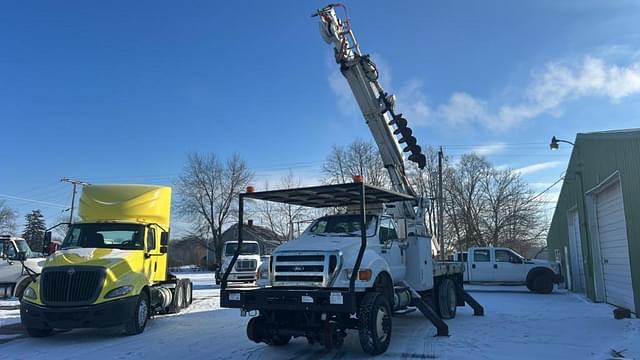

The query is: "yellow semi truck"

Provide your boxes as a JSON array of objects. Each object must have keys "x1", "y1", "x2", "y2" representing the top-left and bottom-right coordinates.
[{"x1": 20, "y1": 184, "x2": 192, "y2": 337}]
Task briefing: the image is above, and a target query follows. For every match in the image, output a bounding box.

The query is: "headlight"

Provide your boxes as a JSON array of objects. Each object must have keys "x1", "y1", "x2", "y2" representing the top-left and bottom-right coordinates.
[
  {"x1": 257, "y1": 265, "x2": 269, "y2": 280},
  {"x1": 105, "y1": 285, "x2": 134, "y2": 299},
  {"x1": 23, "y1": 286, "x2": 37, "y2": 300}
]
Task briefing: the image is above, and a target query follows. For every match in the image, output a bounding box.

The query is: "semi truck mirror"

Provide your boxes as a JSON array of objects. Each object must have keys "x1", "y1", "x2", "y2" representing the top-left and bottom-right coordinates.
[
  {"x1": 160, "y1": 232, "x2": 169, "y2": 246},
  {"x1": 44, "y1": 231, "x2": 52, "y2": 247}
]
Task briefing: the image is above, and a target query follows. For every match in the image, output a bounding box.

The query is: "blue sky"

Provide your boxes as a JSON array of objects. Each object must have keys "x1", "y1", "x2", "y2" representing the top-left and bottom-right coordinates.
[{"x1": 1, "y1": 1, "x2": 639, "y2": 233}]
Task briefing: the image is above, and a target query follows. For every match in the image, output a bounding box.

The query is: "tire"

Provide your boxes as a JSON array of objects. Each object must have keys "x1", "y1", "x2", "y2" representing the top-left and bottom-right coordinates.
[
  {"x1": 531, "y1": 273, "x2": 554, "y2": 294},
  {"x1": 358, "y1": 292, "x2": 392, "y2": 356},
  {"x1": 246, "y1": 316, "x2": 290, "y2": 346},
  {"x1": 26, "y1": 327, "x2": 52, "y2": 337},
  {"x1": 124, "y1": 292, "x2": 149, "y2": 335},
  {"x1": 184, "y1": 281, "x2": 193, "y2": 306},
  {"x1": 436, "y1": 278, "x2": 457, "y2": 320},
  {"x1": 14, "y1": 278, "x2": 32, "y2": 300},
  {"x1": 170, "y1": 282, "x2": 185, "y2": 313}
]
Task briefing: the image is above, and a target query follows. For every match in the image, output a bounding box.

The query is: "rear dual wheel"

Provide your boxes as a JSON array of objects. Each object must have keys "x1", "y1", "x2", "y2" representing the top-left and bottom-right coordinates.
[{"x1": 436, "y1": 278, "x2": 457, "y2": 320}]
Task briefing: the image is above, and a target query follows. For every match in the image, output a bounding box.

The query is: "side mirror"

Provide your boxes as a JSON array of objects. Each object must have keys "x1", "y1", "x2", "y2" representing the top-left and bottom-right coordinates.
[
  {"x1": 159, "y1": 246, "x2": 168, "y2": 254},
  {"x1": 160, "y1": 232, "x2": 169, "y2": 246},
  {"x1": 15, "y1": 251, "x2": 27, "y2": 262},
  {"x1": 43, "y1": 231, "x2": 52, "y2": 255}
]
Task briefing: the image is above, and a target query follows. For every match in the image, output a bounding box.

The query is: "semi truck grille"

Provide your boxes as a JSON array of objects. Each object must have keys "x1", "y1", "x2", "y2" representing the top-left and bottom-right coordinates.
[
  {"x1": 271, "y1": 252, "x2": 340, "y2": 287},
  {"x1": 235, "y1": 259, "x2": 257, "y2": 272},
  {"x1": 40, "y1": 266, "x2": 105, "y2": 306}
]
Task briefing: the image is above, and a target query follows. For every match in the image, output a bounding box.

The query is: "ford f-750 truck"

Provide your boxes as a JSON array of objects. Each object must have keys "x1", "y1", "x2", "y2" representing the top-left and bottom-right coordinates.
[{"x1": 20, "y1": 184, "x2": 192, "y2": 337}]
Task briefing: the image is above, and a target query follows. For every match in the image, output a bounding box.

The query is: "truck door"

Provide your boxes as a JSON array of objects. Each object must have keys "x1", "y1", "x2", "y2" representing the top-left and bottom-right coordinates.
[
  {"x1": 378, "y1": 217, "x2": 405, "y2": 281},
  {"x1": 0, "y1": 240, "x2": 23, "y2": 283},
  {"x1": 469, "y1": 248, "x2": 493, "y2": 282},
  {"x1": 144, "y1": 227, "x2": 157, "y2": 284},
  {"x1": 492, "y1": 249, "x2": 526, "y2": 282}
]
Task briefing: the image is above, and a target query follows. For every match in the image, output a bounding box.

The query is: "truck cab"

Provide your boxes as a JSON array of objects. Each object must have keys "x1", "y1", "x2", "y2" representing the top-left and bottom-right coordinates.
[
  {"x1": 20, "y1": 184, "x2": 192, "y2": 337},
  {"x1": 216, "y1": 241, "x2": 262, "y2": 285},
  {"x1": 464, "y1": 246, "x2": 563, "y2": 293},
  {"x1": 0, "y1": 235, "x2": 45, "y2": 299},
  {"x1": 267, "y1": 213, "x2": 408, "y2": 291}
]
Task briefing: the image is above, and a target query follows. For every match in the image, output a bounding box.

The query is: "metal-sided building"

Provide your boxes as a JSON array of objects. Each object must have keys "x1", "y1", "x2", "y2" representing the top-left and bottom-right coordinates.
[{"x1": 547, "y1": 129, "x2": 640, "y2": 315}]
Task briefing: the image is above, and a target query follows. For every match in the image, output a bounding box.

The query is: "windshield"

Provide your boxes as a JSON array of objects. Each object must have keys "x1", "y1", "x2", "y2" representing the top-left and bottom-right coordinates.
[
  {"x1": 14, "y1": 239, "x2": 34, "y2": 258},
  {"x1": 62, "y1": 223, "x2": 145, "y2": 250},
  {"x1": 225, "y1": 242, "x2": 260, "y2": 256},
  {"x1": 308, "y1": 215, "x2": 378, "y2": 237}
]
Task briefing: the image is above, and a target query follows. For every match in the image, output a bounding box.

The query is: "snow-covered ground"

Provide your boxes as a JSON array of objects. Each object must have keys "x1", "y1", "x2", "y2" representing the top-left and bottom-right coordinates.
[{"x1": 1, "y1": 273, "x2": 638, "y2": 360}]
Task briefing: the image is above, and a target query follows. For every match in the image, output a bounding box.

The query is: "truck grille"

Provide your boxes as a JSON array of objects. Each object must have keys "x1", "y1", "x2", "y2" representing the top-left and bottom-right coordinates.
[
  {"x1": 272, "y1": 252, "x2": 340, "y2": 287},
  {"x1": 235, "y1": 259, "x2": 257, "y2": 272},
  {"x1": 40, "y1": 266, "x2": 105, "y2": 305}
]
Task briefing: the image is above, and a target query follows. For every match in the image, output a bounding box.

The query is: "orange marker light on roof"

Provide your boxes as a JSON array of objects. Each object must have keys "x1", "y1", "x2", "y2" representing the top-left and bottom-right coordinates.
[
  {"x1": 352, "y1": 175, "x2": 364, "y2": 184},
  {"x1": 246, "y1": 185, "x2": 255, "y2": 193}
]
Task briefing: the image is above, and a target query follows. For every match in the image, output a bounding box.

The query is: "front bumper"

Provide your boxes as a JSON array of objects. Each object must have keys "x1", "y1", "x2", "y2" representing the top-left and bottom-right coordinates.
[
  {"x1": 221, "y1": 287, "x2": 357, "y2": 313},
  {"x1": 21, "y1": 296, "x2": 137, "y2": 330}
]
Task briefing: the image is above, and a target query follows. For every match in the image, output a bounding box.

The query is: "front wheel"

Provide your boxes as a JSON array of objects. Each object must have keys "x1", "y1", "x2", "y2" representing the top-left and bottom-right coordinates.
[
  {"x1": 358, "y1": 292, "x2": 392, "y2": 355},
  {"x1": 530, "y1": 273, "x2": 554, "y2": 294},
  {"x1": 124, "y1": 292, "x2": 149, "y2": 335}
]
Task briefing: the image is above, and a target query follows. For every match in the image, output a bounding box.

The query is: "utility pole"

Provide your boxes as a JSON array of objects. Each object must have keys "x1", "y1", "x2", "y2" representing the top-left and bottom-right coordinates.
[
  {"x1": 60, "y1": 178, "x2": 90, "y2": 224},
  {"x1": 438, "y1": 146, "x2": 444, "y2": 261}
]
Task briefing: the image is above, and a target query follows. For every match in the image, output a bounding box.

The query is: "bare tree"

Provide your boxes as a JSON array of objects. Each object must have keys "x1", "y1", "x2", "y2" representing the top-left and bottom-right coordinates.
[
  {"x1": 322, "y1": 139, "x2": 389, "y2": 187},
  {"x1": 255, "y1": 170, "x2": 310, "y2": 242},
  {"x1": 0, "y1": 200, "x2": 17, "y2": 235},
  {"x1": 175, "y1": 153, "x2": 253, "y2": 265}
]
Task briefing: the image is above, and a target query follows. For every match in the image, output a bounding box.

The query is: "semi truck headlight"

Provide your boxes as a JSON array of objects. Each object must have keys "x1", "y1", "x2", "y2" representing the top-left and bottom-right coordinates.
[
  {"x1": 105, "y1": 285, "x2": 134, "y2": 299},
  {"x1": 23, "y1": 287, "x2": 37, "y2": 300}
]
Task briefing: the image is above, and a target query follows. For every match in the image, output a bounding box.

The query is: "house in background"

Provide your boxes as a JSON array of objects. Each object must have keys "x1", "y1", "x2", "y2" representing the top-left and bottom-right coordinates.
[{"x1": 547, "y1": 129, "x2": 640, "y2": 315}]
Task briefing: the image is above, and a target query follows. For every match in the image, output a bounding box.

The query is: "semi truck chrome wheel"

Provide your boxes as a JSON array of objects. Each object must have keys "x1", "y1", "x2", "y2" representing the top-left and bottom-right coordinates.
[{"x1": 138, "y1": 298, "x2": 149, "y2": 326}]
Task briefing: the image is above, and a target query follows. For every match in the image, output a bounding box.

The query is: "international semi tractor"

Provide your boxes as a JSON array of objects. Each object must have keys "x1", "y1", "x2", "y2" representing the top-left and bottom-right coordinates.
[
  {"x1": 220, "y1": 4, "x2": 483, "y2": 355},
  {"x1": 20, "y1": 184, "x2": 192, "y2": 337}
]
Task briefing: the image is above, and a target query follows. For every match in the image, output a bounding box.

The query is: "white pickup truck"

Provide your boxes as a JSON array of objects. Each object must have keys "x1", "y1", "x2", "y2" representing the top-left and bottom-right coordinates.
[
  {"x1": 1, "y1": 235, "x2": 45, "y2": 299},
  {"x1": 451, "y1": 247, "x2": 563, "y2": 294},
  {"x1": 215, "y1": 241, "x2": 263, "y2": 285}
]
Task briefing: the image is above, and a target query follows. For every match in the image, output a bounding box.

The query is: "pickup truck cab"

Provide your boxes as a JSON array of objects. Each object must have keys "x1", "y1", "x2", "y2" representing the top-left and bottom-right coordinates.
[
  {"x1": 216, "y1": 241, "x2": 262, "y2": 285},
  {"x1": 0, "y1": 235, "x2": 45, "y2": 299},
  {"x1": 458, "y1": 247, "x2": 563, "y2": 294}
]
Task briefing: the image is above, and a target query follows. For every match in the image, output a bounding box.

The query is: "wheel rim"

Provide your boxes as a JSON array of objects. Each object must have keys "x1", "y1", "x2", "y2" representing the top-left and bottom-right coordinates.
[
  {"x1": 375, "y1": 306, "x2": 390, "y2": 343},
  {"x1": 138, "y1": 299, "x2": 148, "y2": 326},
  {"x1": 186, "y1": 284, "x2": 192, "y2": 303}
]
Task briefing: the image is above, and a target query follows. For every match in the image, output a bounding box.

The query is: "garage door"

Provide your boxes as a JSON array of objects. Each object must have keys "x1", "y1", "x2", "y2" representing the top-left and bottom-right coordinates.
[{"x1": 596, "y1": 181, "x2": 635, "y2": 311}]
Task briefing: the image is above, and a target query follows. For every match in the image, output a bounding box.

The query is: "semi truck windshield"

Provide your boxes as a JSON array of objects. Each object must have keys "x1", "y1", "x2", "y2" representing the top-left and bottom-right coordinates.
[
  {"x1": 62, "y1": 223, "x2": 145, "y2": 250},
  {"x1": 225, "y1": 243, "x2": 260, "y2": 256}
]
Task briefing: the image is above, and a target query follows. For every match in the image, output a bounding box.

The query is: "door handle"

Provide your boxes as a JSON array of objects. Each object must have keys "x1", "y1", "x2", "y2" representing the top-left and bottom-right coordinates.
[
  {"x1": 472, "y1": 264, "x2": 476, "y2": 269},
  {"x1": 493, "y1": 264, "x2": 498, "y2": 269}
]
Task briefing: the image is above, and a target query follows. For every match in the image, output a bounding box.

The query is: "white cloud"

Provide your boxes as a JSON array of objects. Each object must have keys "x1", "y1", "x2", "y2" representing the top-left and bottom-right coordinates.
[
  {"x1": 328, "y1": 52, "x2": 640, "y2": 130},
  {"x1": 514, "y1": 161, "x2": 563, "y2": 175},
  {"x1": 470, "y1": 143, "x2": 507, "y2": 156}
]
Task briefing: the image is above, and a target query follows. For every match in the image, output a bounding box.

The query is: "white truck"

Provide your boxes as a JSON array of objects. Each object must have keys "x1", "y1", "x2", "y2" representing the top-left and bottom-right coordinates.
[
  {"x1": 451, "y1": 247, "x2": 564, "y2": 293},
  {"x1": 220, "y1": 5, "x2": 483, "y2": 355},
  {"x1": 1, "y1": 235, "x2": 45, "y2": 299},
  {"x1": 215, "y1": 241, "x2": 263, "y2": 285}
]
